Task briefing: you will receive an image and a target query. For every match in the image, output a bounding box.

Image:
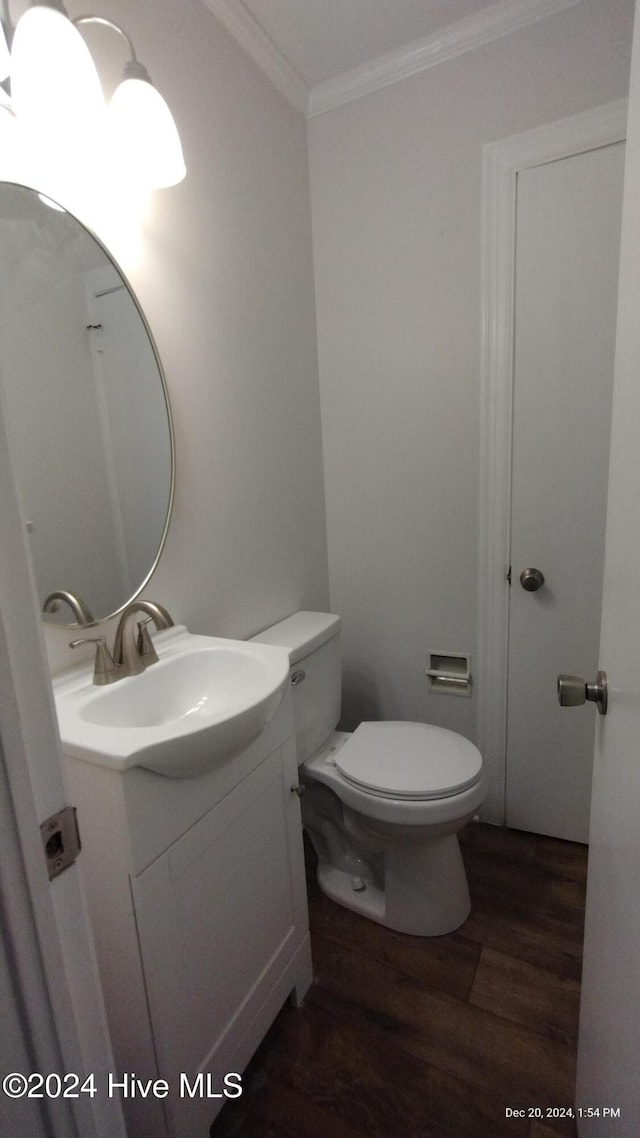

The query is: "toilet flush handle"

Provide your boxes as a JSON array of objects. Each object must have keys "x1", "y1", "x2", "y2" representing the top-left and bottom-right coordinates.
[{"x1": 291, "y1": 669, "x2": 306, "y2": 686}]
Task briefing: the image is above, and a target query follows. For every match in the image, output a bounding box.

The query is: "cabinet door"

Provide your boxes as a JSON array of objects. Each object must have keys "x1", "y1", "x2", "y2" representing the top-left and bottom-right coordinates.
[{"x1": 130, "y1": 740, "x2": 308, "y2": 1137}]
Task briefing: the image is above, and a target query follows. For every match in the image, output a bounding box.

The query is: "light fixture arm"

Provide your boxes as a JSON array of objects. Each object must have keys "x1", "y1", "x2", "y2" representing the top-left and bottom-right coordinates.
[
  {"x1": 73, "y1": 15, "x2": 156, "y2": 83},
  {"x1": 2, "y1": 1, "x2": 71, "y2": 46},
  {"x1": 73, "y1": 15, "x2": 139, "y2": 67},
  {"x1": 33, "y1": 1, "x2": 69, "y2": 13}
]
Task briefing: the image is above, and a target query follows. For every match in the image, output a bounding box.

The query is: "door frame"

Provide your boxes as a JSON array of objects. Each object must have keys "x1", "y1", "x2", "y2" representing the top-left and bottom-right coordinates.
[
  {"x1": 0, "y1": 385, "x2": 127, "y2": 1138},
  {"x1": 477, "y1": 100, "x2": 627, "y2": 825}
]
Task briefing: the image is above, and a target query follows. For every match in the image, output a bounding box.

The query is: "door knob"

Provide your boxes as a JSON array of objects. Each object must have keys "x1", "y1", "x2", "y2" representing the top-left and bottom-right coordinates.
[
  {"x1": 520, "y1": 567, "x2": 545, "y2": 592},
  {"x1": 557, "y1": 670, "x2": 608, "y2": 715}
]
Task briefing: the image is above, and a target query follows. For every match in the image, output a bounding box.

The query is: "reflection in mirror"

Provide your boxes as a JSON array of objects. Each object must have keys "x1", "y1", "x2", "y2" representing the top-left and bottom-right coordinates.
[{"x1": 0, "y1": 183, "x2": 174, "y2": 626}]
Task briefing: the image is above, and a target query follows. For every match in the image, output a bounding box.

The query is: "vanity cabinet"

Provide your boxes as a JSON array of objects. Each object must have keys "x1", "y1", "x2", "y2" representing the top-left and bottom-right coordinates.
[{"x1": 63, "y1": 689, "x2": 312, "y2": 1138}]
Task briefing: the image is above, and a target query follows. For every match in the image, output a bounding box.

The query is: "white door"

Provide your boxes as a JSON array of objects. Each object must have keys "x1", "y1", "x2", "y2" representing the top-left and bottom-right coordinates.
[
  {"x1": 505, "y1": 143, "x2": 625, "y2": 842},
  {"x1": 577, "y1": 2, "x2": 640, "y2": 1123}
]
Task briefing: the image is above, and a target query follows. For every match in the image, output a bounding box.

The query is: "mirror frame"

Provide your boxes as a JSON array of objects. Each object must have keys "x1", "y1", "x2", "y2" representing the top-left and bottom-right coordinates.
[{"x1": 0, "y1": 182, "x2": 176, "y2": 628}]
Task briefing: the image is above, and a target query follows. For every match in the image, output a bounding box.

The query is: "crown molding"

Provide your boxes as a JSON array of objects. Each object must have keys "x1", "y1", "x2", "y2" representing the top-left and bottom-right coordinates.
[
  {"x1": 204, "y1": 0, "x2": 583, "y2": 120},
  {"x1": 307, "y1": 0, "x2": 583, "y2": 117},
  {"x1": 203, "y1": 0, "x2": 309, "y2": 115}
]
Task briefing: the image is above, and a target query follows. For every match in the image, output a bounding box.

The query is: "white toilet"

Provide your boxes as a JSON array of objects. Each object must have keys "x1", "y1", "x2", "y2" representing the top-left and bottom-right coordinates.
[{"x1": 252, "y1": 612, "x2": 485, "y2": 937}]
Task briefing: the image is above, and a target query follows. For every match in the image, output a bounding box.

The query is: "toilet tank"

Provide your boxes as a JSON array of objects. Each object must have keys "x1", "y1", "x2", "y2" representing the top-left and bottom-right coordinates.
[{"x1": 251, "y1": 612, "x2": 341, "y2": 764}]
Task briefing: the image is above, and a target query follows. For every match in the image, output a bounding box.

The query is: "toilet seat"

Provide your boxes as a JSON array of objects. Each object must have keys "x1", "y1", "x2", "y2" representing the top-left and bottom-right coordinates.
[{"x1": 334, "y1": 721, "x2": 482, "y2": 801}]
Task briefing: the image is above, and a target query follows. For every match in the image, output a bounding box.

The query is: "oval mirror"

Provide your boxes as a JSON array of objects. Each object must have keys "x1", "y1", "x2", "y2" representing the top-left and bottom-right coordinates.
[{"x1": 0, "y1": 183, "x2": 174, "y2": 626}]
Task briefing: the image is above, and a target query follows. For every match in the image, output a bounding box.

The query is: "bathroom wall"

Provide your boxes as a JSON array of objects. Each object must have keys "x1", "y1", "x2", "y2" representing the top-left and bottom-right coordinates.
[
  {"x1": 41, "y1": 0, "x2": 329, "y2": 671},
  {"x1": 308, "y1": 0, "x2": 634, "y2": 738}
]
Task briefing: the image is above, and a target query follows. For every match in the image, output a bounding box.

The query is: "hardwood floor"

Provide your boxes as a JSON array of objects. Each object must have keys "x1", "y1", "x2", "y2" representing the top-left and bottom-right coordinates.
[{"x1": 211, "y1": 823, "x2": 587, "y2": 1138}]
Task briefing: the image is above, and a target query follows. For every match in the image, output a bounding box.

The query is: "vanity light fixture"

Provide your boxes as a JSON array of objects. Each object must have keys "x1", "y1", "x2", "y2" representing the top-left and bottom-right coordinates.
[{"x1": 1, "y1": 0, "x2": 186, "y2": 189}]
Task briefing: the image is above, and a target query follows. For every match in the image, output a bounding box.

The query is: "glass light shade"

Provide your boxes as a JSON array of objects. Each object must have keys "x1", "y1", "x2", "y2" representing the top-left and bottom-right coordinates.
[
  {"x1": 0, "y1": 21, "x2": 10, "y2": 83},
  {"x1": 109, "y1": 78, "x2": 186, "y2": 188},
  {"x1": 11, "y1": 6, "x2": 104, "y2": 137}
]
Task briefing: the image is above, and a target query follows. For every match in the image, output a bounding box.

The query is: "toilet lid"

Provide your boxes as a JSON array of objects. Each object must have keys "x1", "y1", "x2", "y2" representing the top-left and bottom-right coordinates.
[{"x1": 335, "y1": 721, "x2": 482, "y2": 800}]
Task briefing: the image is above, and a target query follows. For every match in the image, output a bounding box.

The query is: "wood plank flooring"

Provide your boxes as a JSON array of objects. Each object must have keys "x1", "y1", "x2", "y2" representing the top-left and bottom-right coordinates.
[{"x1": 211, "y1": 823, "x2": 587, "y2": 1138}]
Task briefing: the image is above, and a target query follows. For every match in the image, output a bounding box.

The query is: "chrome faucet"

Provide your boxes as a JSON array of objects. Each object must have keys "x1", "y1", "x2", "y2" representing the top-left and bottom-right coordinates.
[
  {"x1": 70, "y1": 600, "x2": 174, "y2": 684},
  {"x1": 44, "y1": 590, "x2": 95, "y2": 625}
]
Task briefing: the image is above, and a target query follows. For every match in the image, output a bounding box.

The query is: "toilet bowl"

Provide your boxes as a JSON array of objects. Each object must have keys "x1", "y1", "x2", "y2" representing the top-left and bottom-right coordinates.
[{"x1": 252, "y1": 613, "x2": 485, "y2": 937}]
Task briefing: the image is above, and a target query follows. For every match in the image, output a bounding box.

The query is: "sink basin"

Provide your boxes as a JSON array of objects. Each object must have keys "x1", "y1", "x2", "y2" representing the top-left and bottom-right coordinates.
[{"x1": 53, "y1": 626, "x2": 290, "y2": 778}]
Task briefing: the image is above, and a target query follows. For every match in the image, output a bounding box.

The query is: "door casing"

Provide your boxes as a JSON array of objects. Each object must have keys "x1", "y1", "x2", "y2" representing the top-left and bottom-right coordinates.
[
  {"x1": 477, "y1": 100, "x2": 627, "y2": 825},
  {"x1": 0, "y1": 366, "x2": 127, "y2": 1138},
  {"x1": 577, "y1": 0, "x2": 640, "y2": 1113}
]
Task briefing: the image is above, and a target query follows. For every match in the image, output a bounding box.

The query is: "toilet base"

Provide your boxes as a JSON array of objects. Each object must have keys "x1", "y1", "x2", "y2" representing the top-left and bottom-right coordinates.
[
  {"x1": 317, "y1": 863, "x2": 387, "y2": 925},
  {"x1": 314, "y1": 831, "x2": 471, "y2": 937}
]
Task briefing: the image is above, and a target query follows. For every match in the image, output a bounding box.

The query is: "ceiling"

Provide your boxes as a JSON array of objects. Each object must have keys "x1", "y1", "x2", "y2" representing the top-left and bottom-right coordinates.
[
  {"x1": 203, "y1": 0, "x2": 582, "y2": 114},
  {"x1": 237, "y1": 0, "x2": 504, "y2": 89}
]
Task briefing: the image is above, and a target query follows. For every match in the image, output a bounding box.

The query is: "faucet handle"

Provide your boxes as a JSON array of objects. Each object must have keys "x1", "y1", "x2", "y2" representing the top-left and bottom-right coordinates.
[
  {"x1": 136, "y1": 617, "x2": 159, "y2": 667},
  {"x1": 69, "y1": 636, "x2": 118, "y2": 686}
]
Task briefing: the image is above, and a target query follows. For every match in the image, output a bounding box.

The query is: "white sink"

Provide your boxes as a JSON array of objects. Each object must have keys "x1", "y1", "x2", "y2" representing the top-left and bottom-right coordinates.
[{"x1": 53, "y1": 625, "x2": 290, "y2": 778}]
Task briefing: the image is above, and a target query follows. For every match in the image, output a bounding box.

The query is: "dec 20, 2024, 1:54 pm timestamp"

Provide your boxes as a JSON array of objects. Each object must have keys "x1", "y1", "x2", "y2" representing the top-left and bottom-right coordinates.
[{"x1": 506, "y1": 1107, "x2": 621, "y2": 1121}]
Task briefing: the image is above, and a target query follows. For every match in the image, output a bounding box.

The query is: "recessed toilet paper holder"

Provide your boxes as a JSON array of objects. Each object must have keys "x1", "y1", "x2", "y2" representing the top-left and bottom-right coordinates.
[{"x1": 426, "y1": 653, "x2": 472, "y2": 697}]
